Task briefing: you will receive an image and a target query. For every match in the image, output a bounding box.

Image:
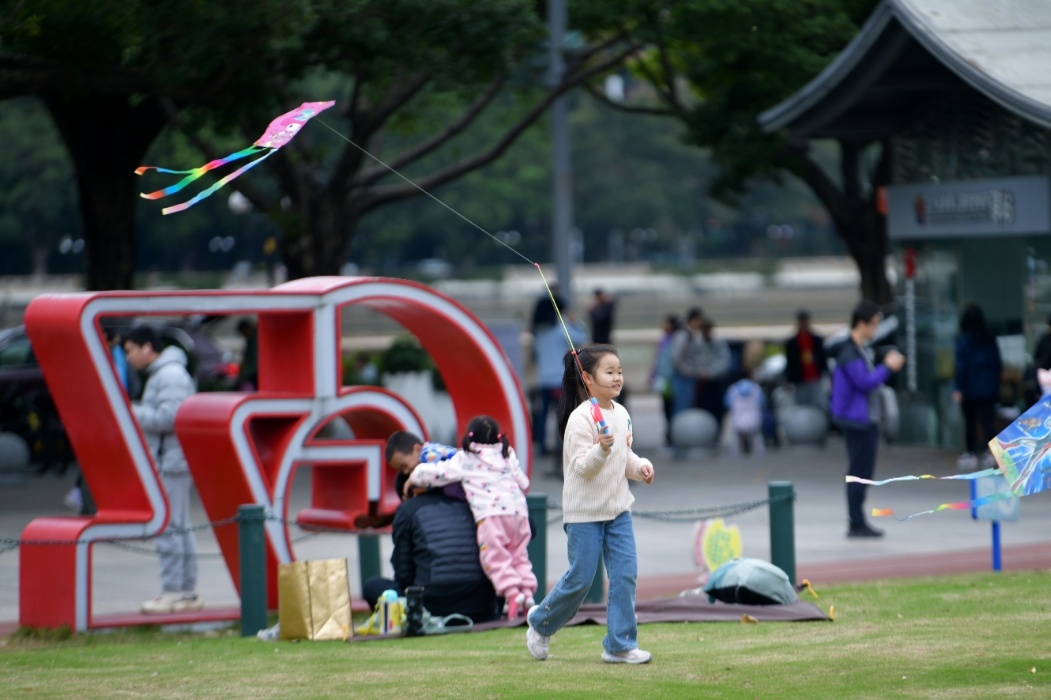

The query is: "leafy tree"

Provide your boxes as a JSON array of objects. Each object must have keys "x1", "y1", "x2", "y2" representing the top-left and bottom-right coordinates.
[
  {"x1": 0, "y1": 97, "x2": 80, "y2": 275},
  {"x1": 579, "y1": 0, "x2": 891, "y2": 302},
  {"x1": 181, "y1": 1, "x2": 643, "y2": 280},
  {"x1": 1, "y1": 0, "x2": 310, "y2": 289},
  {"x1": 1, "y1": 1, "x2": 644, "y2": 288}
]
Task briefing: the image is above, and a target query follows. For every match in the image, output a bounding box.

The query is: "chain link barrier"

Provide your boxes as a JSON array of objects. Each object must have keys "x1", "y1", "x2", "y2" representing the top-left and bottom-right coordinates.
[
  {"x1": 543, "y1": 491, "x2": 792, "y2": 525},
  {"x1": 0, "y1": 493, "x2": 794, "y2": 556}
]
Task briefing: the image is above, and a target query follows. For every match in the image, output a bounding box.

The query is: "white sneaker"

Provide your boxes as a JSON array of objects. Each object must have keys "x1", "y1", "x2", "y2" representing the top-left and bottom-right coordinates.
[
  {"x1": 141, "y1": 592, "x2": 185, "y2": 614},
  {"x1": 63, "y1": 487, "x2": 83, "y2": 513},
  {"x1": 525, "y1": 605, "x2": 550, "y2": 660},
  {"x1": 980, "y1": 452, "x2": 998, "y2": 469},
  {"x1": 173, "y1": 593, "x2": 204, "y2": 612},
  {"x1": 257, "y1": 623, "x2": 280, "y2": 641},
  {"x1": 602, "y1": 648, "x2": 653, "y2": 664}
]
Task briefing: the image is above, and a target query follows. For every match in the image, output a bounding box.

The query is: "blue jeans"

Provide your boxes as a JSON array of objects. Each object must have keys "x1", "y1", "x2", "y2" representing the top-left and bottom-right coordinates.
[
  {"x1": 672, "y1": 374, "x2": 696, "y2": 416},
  {"x1": 528, "y1": 511, "x2": 639, "y2": 654}
]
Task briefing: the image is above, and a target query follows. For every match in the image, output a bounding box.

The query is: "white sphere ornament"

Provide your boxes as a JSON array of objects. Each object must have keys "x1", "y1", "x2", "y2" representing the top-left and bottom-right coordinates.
[
  {"x1": 781, "y1": 405, "x2": 829, "y2": 445},
  {"x1": 671, "y1": 409, "x2": 718, "y2": 448}
]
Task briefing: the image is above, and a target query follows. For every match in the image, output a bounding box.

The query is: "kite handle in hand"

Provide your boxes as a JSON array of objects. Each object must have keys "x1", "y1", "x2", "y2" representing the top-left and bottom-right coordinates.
[{"x1": 590, "y1": 397, "x2": 609, "y2": 435}]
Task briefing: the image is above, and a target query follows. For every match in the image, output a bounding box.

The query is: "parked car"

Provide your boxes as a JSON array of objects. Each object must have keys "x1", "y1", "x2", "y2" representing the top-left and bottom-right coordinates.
[{"x1": 0, "y1": 319, "x2": 239, "y2": 472}]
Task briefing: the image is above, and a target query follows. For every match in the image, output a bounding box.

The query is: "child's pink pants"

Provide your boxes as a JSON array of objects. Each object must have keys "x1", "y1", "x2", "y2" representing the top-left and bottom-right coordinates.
[{"x1": 476, "y1": 514, "x2": 537, "y2": 599}]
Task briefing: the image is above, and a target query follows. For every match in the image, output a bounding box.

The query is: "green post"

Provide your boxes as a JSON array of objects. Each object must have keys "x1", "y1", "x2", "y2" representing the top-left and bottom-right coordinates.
[
  {"x1": 358, "y1": 534, "x2": 381, "y2": 595},
  {"x1": 526, "y1": 493, "x2": 548, "y2": 600},
  {"x1": 238, "y1": 504, "x2": 267, "y2": 637},
  {"x1": 768, "y1": 481, "x2": 796, "y2": 585}
]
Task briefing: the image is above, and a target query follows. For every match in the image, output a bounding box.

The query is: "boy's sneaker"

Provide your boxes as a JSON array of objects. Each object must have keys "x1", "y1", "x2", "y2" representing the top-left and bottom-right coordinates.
[
  {"x1": 141, "y1": 592, "x2": 185, "y2": 614},
  {"x1": 602, "y1": 648, "x2": 653, "y2": 664},
  {"x1": 956, "y1": 452, "x2": 979, "y2": 472},
  {"x1": 173, "y1": 593, "x2": 204, "y2": 612},
  {"x1": 981, "y1": 451, "x2": 999, "y2": 470},
  {"x1": 525, "y1": 605, "x2": 549, "y2": 660}
]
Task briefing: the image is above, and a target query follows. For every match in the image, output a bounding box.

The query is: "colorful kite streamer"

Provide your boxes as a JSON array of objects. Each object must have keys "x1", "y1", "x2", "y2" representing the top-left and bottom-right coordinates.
[
  {"x1": 136, "y1": 101, "x2": 336, "y2": 215},
  {"x1": 858, "y1": 396, "x2": 1051, "y2": 520}
]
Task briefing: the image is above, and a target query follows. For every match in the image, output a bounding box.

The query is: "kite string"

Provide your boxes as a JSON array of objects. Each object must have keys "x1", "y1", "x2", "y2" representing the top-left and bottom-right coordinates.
[
  {"x1": 315, "y1": 118, "x2": 534, "y2": 266},
  {"x1": 316, "y1": 117, "x2": 598, "y2": 405}
]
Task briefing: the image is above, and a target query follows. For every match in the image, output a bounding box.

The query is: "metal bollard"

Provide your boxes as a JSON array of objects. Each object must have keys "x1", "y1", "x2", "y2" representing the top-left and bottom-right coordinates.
[
  {"x1": 526, "y1": 493, "x2": 548, "y2": 600},
  {"x1": 768, "y1": 481, "x2": 797, "y2": 585},
  {"x1": 238, "y1": 504, "x2": 268, "y2": 637}
]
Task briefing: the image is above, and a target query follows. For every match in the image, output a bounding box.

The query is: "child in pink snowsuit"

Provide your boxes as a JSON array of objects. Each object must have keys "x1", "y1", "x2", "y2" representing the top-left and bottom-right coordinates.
[{"x1": 406, "y1": 415, "x2": 537, "y2": 619}]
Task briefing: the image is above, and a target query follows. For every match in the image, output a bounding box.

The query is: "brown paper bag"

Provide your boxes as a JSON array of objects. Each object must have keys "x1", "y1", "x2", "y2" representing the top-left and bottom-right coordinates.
[{"x1": 278, "y1": 558, "x2": 353, "y2": 641}]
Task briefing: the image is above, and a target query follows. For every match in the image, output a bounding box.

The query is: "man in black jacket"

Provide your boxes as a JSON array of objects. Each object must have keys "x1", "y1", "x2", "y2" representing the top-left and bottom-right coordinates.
[{"x1": 362, "y1": 489, "x2": 501, "y2": 623}]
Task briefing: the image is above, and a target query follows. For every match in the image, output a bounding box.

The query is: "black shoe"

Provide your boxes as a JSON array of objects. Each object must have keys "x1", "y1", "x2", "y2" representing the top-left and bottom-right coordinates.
[{"x1": 847, "y1": 523, "x2": 884, "y2": 538}]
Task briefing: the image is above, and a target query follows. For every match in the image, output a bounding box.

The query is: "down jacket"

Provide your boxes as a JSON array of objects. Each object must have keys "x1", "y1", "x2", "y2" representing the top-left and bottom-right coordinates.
[
  {"x1": 391, "y1": 491, "x2": 499, "y2": 622},
  {"x1": 132, "y1": 345, "x2": 196, "y2": 474}
]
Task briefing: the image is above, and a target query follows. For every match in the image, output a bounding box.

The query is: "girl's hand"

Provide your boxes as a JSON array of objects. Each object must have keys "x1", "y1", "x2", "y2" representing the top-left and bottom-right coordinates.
[
  {"x1": 597, "y1": 432, "x2": 615, "y2": 453},
  {"x1": 639, "y1": 463, "x2": 654, "y2": 484}
]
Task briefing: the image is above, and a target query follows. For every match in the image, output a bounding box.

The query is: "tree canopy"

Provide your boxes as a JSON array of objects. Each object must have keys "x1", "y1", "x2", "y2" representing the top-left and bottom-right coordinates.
[
  {"x1": 0, "y1": 0, "x2": 643, "y2": 288},
  {"x1": 584, "y1": 0, "x2": 891, "y2": 303}
]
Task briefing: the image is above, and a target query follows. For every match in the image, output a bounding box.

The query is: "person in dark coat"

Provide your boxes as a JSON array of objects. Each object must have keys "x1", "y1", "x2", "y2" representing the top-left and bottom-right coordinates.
[
  {"x1": 952, "y1": 302, "x2": 1002, "y2": 471},
  {"x1": 588, "y1": 288, "x2": 617, "y2": 344},
  {"x1": 363, "y1": 489, "x2": 501, "y2": 623}
]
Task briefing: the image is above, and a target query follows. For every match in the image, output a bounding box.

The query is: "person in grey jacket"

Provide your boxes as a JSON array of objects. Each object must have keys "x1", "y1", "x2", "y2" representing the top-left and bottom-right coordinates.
[
  {"x1": 670, "y1": 309, "x2": 732, "y2": 429},
  {"x1": 124, "y1": 325, "x2": 202, "y2": 614}
]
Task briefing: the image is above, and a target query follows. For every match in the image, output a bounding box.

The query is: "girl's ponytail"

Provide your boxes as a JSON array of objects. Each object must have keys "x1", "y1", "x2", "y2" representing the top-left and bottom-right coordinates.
[{"x1": 556, "y1": 344, "x2": 617, "y2": 441}]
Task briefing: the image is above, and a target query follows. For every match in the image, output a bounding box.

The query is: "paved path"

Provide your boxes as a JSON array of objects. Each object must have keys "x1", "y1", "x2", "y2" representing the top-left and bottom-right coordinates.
[{"x1": 2, "y1": 394, "x2": 1049, "y2": 633}]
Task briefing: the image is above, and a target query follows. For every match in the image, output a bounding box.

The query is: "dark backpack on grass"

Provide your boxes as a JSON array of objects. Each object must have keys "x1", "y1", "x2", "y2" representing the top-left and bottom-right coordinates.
[{"x1": 704, "y1": 558, "x2": 797, "y2": 606}]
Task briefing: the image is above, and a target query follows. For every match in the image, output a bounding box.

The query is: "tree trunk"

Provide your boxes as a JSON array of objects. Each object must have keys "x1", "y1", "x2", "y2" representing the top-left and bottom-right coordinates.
[
  {"x1": 43, "y1": 94, "x2": 168, "y2": 290},
  {"x1": 787, "y1": 142, "x2": 894, "y2": 307},
  {"x1": 837, "y1": 208, "x2": 892, "y2": 306},
  {"x1": 281, "y1": 195, "x2": 356, "y2": 280}
]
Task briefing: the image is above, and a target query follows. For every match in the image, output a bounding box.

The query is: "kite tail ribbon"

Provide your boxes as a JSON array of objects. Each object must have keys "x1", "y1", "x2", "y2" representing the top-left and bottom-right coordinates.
[
  {"x1": 845, "y1": 468, "x2": 1001, "y2": 487},
  {"x1": 155, "y1": 149, "x2": 276, "y2": 215},
  {"x1": 870, "y1": 491, "x2": 1015, "y2": 521},
  {"x1": 847, "y1": 468, "x2": 1009, "y2": 520},
  {"x1": 136, "y1": 146, "x2": 267, "y2": 201}
]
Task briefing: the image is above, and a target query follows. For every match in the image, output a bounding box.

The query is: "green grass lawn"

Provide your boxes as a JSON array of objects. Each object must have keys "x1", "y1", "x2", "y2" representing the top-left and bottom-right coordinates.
[{"x1": 4, "y1": 571, "x2": 1051, "y2": 699}]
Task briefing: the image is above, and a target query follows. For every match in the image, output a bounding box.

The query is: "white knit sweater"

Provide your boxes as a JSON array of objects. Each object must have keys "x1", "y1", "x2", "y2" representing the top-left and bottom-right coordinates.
[{"x1": 561, "y1": 400, "x2": 652, "y2": 523}]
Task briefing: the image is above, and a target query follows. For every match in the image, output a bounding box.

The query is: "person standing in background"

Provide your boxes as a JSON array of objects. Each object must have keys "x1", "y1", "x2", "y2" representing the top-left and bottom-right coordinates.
[
  {"x1": 588, "y1": 288, "x2": 617, "y2": 344},
  {"x1": 830, "y1": 301, "x2": 905, "y2": 539},
  {"x1": 784, "y1": 309, "x2": 828, "y2": 410},
  {"x1": 670, "y1": 308, "x2": 705, "y2": 418},
  {"x1": 533, "y1": 311, "x2": 588, "y2": 457},
  {"x1": 124, "y1": 325, "x2": 203, "y2": 613},
  {"x1": 952, "y1": 302, "x2": 1002, "y2": 471},
  {"x1": 236, "y1": 318, "x2": 258, "y2": 391},
  {"x1": 693, "y1": 318, "x2": 732, "y2": 431},
  {"x1": 650, "y1": 314, "x2": 681, "y2": 446}
]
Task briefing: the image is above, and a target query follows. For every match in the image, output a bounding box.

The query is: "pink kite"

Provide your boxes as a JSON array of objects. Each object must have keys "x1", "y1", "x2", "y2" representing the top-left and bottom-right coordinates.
[{"x1": 136, "y1": 101, "x2": 336, "y2": 215}]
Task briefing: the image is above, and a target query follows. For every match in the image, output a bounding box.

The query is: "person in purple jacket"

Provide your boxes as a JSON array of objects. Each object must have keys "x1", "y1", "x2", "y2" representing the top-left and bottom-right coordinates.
[{"x1": 830, "y1": 301, "x2": 905, "y2": 538}]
